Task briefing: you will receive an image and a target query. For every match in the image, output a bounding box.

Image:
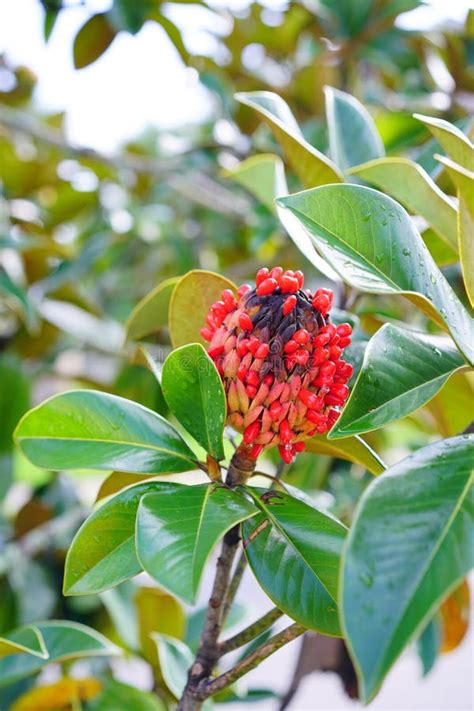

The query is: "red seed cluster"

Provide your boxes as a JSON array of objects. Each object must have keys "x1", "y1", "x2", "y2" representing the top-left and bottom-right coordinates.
[{"x1": 200, "y1": 267, "x2": 353, "y2": 464}]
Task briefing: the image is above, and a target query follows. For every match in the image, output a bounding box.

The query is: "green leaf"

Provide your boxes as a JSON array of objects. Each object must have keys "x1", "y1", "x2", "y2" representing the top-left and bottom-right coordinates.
[
  {"x1": 169, "y1": 270, "x2": 237, "y2": 348},
  {"x1": 88, "y1": 679, "x2": 166, "y2": 711},
  {"x1": 14, "y1": 390, "x2": 196, "y2": 475},
  {"x1": 64, "y1": 482, "x2": 178, "y2": 596},
  {"x1": 0, "y1": 627, "x2": 47, "y2": 660},
  {"x1": 414, "y1": 114, "x2": 473, "y2": 171},
  {"x1": 235, "y1": 91, "x2": 343, "y2": 187},
  {"x1": 276, "y1": 184, "x2": 474, "y2": 366},
  {"x1": 349, "y1": 158, "x2": 458, "y2": 250},
  {"x1": 136, "y1": 484, "x2": 258, "y2": 604},
  {"x1": 161, "y1": 344, "x2": 226, "y2": 460},
  {"x1": 0, "y1": 621, "x2": 119, "y2": 687},
  {"x1": 227, "y1": 154, "x2": 340, "y2": 282},
  {"x1": 0, "y1": 355, "x2": 30, "y2": 499},
  {"x1": 330, "y1": 324, "x2": 465, "y2": 439},
  {"x1": 305, "y1": 434, "x2": 385, "y2": 475},
  {"x1": 0, "y1": 267, "x2": 37, "y2": 331},
  {"x1": 43, "y1": 8, "x2": 59, "y2": 41},
  {"x1": 242, "y1": 488, "x2": 347, "y2": 635},
  {"x1": 341, "y1": 435, "x2": 474, "y2": 702},
  {"x1": 153, "y1": 634, "x2": 194, "y2": 699},
  {"x1": 324, "y1": 86, "x2": 384, "y2": 171},
  {"x1": 417, "y1": 617, "x2": 440, "y2": 677},
  {"x1": 125, "y1": 277, "x2": 179, "y2": 342},
  {"x1": 73, "y1": 13, "x2": 117, "y2": 69}
]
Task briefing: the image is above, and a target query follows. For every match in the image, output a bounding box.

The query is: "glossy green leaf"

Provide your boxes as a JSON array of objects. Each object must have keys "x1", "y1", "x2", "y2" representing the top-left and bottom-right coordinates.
[
  {"x1": 414, "y1": 114, "x2": 473, "y2": 171},
  {"x1": 341, "y1": 435, "x2": 474, "y2": 702},
  {"x1": 0, "y1": 621, "x2": 119, "y2": 687},
  {"x1": 14, "y1": 390, "x2": 196, "y2": 474},
  {"x1": 417, "y1": 617, "x2": 440, "y2": 677},
  {"x1": 88, "y1": 679, "x2": 166, "y2": 711},
  {"x1": 153, "y1": 634, "x2": 194, "y2": 699},
  {"x1": 330, "y1": 324, "x2": 465, "y2": 439},
  {"x1": 161, "y1": 344, "x2": 226, "y2": 460},
  {"x1": 305, "y1": 434, "x2": 385, "y2": 475},
  {"x1": 64, "y1": 482, "x2": 179, "y2": 595},
  {"x1": 324, "y1": 86, "x2": 384, "y2": 171},
  {"x1": 169, "y1": 270, "x2": 237, "y2": 348},
  {"x1": 277, "y1": 184, "x2": 474, "y2": 365},
  {"x1": 235, "y1": 91, "x2": 343, "y2": 187},
  {"x1": 349, "y1": 158, "x2": 458, "y2": 250},
  {"x1": 435, "y1": 156, "x2": 474, "y2": 307},
  {"x1": 242, "y1": 488, "x2": 347, "y2": 635},
  {"x1": 73, "y1": 13, "x2": 116, "y2": 69},
  {"x1": 125, "y1": 277, "x2": 179, "y2": 342},
  {"x1": 136, "y1": 484, "x2": 258, "y2": 604},
  {"x1": 0, "y1": 627, "x2": 47, "y2": 660},
  {"x1": 227, "y1": 154, "x2": 340, "y2": 281}
]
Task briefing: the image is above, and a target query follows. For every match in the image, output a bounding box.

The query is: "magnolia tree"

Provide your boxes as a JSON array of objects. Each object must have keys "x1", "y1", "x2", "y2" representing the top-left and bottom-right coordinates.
[{"x1": 5, "y1": 90, "x2": 474, "y2": 709}]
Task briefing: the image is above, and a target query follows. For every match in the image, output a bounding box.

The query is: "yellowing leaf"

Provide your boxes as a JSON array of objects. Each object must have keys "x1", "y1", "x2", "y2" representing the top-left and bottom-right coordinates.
[
  {"x1": 439, "y1": 579, "x2": 470, "y2": 653},
  {"x1": 73, "y1": 14, "x2": 116, "y2": 69},
  {"x1": 125, "y1": 278, "x2": 179, "y2": 343},
  {"x1": 11, "y1": 678, "x2": 101, "y2": 710},
  {"x1": 305, "y1": 434, "x2": 385, "y2": 475}
]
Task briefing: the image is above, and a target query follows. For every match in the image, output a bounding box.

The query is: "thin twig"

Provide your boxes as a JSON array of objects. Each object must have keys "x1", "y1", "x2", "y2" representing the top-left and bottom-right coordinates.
[
  {"x1": 218, "y1": 607, "x2": 283, "y2": 655},
  {"x1": 196, "y1": 623, "x2": 306, "y2": 699}
]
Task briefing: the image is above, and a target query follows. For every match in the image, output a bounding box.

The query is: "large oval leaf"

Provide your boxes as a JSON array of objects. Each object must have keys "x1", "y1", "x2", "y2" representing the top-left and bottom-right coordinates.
[
  {"x1": 324, "y1": 86, "x2": 384, "y2": 171},
  {"x1": 125, "y1": 277, "x2": 179, "y2": 343},
  {"x1": 414, "y1": 114, "x2": 473, "y2": 171},
  {"x1": 169, "y1": 270, "x2": 237, "y2": 348},
  {"x1": 341, "y1": 435, "x2": 474, "y2": 702},
  {"x1": 305, "y1": 434, "x2": 384, "y2": 475},
  {"x1": 0, "y1": 621, "x2": 118, "y2": 687},
  {"x1": 73, "y1": 13, "x2": 116, "y2": 69},
  {"x1": 162, "y1": 344, "x2": 226, "y2": 460},
  {"x1": 330, "y1": 324, "x2": 465, "y2": 439},
  {"x1": 349, "y1": 158, "x2": 458, "y2": 250},
  {"x1": 235, "y1": 91, "x2": 343, "y2": 187},
  {"x1": 136, "y1": 484, "x2": 258, "y2": 604},
  {"x1": 14, "y1": 390, "x2": 197, "y2": 474},
  {"x1": 242, "y1": 488, "x2": 347, "y2": 635},
  {"x1": 277, "y1": 184, "x2": 474, "y2": 365},
  {"x1": 64, "y1": 482, "x2": 178, "y2": 596}
]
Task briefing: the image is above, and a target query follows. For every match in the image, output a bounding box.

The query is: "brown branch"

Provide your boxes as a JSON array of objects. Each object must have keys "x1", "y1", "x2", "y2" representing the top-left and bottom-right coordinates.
[
  {"x1": 218, "y1": 607, "x2": 283, "y2": 656},
  {"x1": 197, "y1": 623, "x2": 306, "y2": 699}
]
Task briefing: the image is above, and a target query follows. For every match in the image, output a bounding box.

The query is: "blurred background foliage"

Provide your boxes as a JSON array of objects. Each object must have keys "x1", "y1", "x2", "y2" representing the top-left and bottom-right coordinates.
[{"x1": 0, "y1": 1, "x2": 473, "y2": 708}]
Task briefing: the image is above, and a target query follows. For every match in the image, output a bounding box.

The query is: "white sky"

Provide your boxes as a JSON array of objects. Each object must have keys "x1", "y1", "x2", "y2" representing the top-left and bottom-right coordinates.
[{"x1": 0, "y1": 0, "x2": 472, "y2": 152}]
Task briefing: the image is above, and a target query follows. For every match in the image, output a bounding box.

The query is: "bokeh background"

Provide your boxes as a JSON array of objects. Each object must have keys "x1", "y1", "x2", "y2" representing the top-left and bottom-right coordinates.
[{"x1": 0, "y1": 1, "x2": 473, "y2": 709}]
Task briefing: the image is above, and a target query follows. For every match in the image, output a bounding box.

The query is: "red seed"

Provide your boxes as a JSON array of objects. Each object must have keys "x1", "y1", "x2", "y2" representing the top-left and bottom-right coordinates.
[
  {"x1": 237, "y1": 284, "x2": 252, "y2": 298},
  {"x1": 269, "y1": 401, "x2": 283, "y2": 420},
  {"x1": 312, "y1": 348, "x2": 329, "y2": 365},
  {"x1": 279, "y1": 419, "x2": 293, "y2": 444},
  {"x1": 257, "y1": 277, "x2": 279, "y2": 296},
  {"x1": 243, "y1": 421, "x2": 260, "y2": 444},
  {"x1": 316, "y1": 422, "x2": 328, "y2": 433},
  {"x1": 256, "y1": 343, "x2": 270, "y2": 359},
  {"x1": 284, "y1": 339, "x2": 299, "y2": 354},
  {"x1": 327, "y1": 408, "x2": 340, "y2": 423},
  {"x1": 282, "y1": 295, "x2": 297, "y2": 315},
  {"x1": 263, "y1": 374, "x2": 274, "y2": 386},
  {"x1": 221, "y1": 289, "x2": 237, "y2": 311},
  {"x1": 280, "y1": 275, "x2": 299, "y2": 293},
  {"x1": 237, "y1": 365, "x2": 247, "y2": 381},
  {"x1": 306, "y1": 410, "x2": 326, "y2": 426},
  {"x1": 239, "y1": 313, "x2": 253, "y2": 331},
  {"x1": 338, "y1": 336, "x2": 352, "y2": 348},
  {"x1": 293, "y1": 441, "x2": 306, "y2": 452},
  {"x1": 341, "y1": 363, "x2": 354, "y2": 378},
  {"x1": 320, "y1": 361, "x2": 336, "y2": 377},
  {"x1": 312, "y1": 294, "x2": 330, "y2": 314},
  {"x1": 320, "y1": 323, "x2": 337, "y2": 339},
  {"x1": 207, "y1": 345, "x2": 224, "y2": 359},
  {"x1": 246, "y1": 385, "x2": 258, "y2": 398},
  {"x1": 215, "y1": 362, "x2": 224, "y2": 376},
  {"x1": 278, "y1": 445, "x2": 294, "y2": 464},
  {"x1": 247, "y1": 337, "x2": 260, "y2": 354},
  {"x1": 315, "y1": 288, "x2": 334, "y2": 306},
  {"x1": 200, "y1": 327, "x2": 213, "y2": 341},
  {"x1": 298, "y1": 389, "x2": 318, "y2": 409},
  {"x1": 313, "y1": 333, "x2": 330, "y2": 348},
  {"x1": 330, "y1": 383, "x2": 349, "y2": 400},
  {"x1": 250, "y1": 443, "x2": 264, "y2": 460},
  {"x1": 329, "y1": 345, "x2": 343, "y2": 361},
  {"x1": 294, "y1": 270, "x2": 304, "y2": 288},
  {"x1": 270, "y1": 266, "x2": 283, "y2": 283},
  {"x1": 294, "y1": 329, "x2": 310, "y2": 345},
  {"x1": 325, "y1": 394, "x2": 344, "y2": 407},
  {"x1": 294, "y1": 349, "x2": 309, "y2": 366},
  {"x1": 246, "y1": 371, "x2": 260, "y2": 387},
  {"x1": 256, "y1": 267, "x2": 270, "y2": 286},
  {"x1": 236, "y1": 341, "x2": 248, "y2": 357},
  {"x1": 337, "y1": 322, "x2": 352, "y2": 337}
]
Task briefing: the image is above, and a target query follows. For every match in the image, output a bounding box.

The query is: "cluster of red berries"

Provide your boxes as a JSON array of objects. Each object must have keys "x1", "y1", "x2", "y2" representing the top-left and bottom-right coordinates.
[{"x1": 200, "y1": 267, "x2": 353, "y2": 464}]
